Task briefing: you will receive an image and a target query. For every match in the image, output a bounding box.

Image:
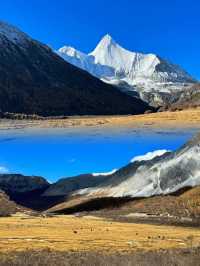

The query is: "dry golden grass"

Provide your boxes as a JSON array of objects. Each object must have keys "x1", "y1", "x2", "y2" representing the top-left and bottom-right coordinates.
[
  {"x1": 1, "y1": 108, "x2": 200, "y2": 130},
  {"x1": 0, "y1": 215, "x2": 200, "y2": 253}
]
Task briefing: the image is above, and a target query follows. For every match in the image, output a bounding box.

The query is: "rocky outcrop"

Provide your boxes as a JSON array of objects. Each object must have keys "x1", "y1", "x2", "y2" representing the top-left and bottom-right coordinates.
[{"x1": 161, "y1": 84, "x2": 200, "y2": 111}]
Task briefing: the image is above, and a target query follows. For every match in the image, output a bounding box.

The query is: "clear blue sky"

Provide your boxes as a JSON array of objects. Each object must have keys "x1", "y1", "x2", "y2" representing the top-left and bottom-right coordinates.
[
  {"x1": 0, "y1": 0, "x2": 199, "y2": 79},
  {"x1": 0, "y1": 128, "x2": 195, "y2": 181}
]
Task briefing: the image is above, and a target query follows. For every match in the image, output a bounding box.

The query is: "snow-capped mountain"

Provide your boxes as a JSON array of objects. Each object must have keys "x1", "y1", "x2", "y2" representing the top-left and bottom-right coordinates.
[
  {"x1": 43, "y1": 133, "x2": 200, "y2": 199},
  {"x1": 74, "y1": 134, "x2": 200, "y2": 198},
  {"x1": 0, "y1": 21, "x2": 153, "y2": 116},
  {"x1": 57, "y1": 34, "x2": 196, "y2": 106}
]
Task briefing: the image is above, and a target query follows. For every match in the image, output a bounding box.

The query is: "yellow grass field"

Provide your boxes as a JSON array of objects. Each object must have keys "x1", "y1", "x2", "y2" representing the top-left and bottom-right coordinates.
[{"x1": 0, "y1": 215, "x2": 200, "y2": 254}]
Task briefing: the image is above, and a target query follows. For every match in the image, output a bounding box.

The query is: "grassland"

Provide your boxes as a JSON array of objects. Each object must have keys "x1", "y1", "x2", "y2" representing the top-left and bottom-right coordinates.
[
  {"x1": 1, "y1": 108, "x2": 200, "y2": 130},
  {"x1": 0, "y1": 214, "x2": 200, "y2": 254}
]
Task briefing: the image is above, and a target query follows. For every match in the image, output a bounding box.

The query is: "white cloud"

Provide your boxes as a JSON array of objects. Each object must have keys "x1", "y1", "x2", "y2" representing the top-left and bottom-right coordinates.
[
  {"x1": 131, "y1": 150, "x2": 170, "y2": 163},
  {"x1": 0, "y1": 166, "x2": 9, "y2": 174}
]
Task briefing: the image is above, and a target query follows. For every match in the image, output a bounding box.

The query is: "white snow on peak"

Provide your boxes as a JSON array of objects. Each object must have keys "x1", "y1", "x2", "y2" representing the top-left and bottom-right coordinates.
[
  {"x1": 59, "y1": 46, "x2": 87, "y2": 59},
  {"x1": 57, "y1": 34, "x2": 195, "y2": 94},
  {"x1": 92, "y1": 169, "x2": 117, "y2": 177},
  {"x1": 131, "y1": 150, "x2": 170, "y2": 163},
  {"x1": 76, "y1": 143, "x2": 200, "y2": 199},
  {"x1": 90, "y1": 34, "x2": 117, "y2": 56},
  {"x1": 0, "y1": 21, "x2": 30, "y2": 44},
  {"x1": 90, "y1": 35, "x2": 159, "y2": 80}
]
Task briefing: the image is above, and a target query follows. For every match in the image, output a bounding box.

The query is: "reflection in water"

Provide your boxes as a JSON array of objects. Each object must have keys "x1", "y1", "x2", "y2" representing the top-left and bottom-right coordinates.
[{"x1": 0, "y1": 127, "x2": 198, "y2": 182}]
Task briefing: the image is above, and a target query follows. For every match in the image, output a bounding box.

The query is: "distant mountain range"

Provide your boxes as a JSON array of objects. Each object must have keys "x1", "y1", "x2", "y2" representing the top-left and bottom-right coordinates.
[
  {"x1": 57, "y1": 34, "x2": 196, "y2": 107},
  {"x1": 0, "y1": 21, "x2": 152, "y2": 116},
  {"x1": 44, "y1": 133, "x2": 200, "y2": 199},
  {"x1": 0, "y1": 132, "x2": 200, "y2": 215},
  {"x1": 0, "y1": 21, "x2": 198, "y2": 115}
]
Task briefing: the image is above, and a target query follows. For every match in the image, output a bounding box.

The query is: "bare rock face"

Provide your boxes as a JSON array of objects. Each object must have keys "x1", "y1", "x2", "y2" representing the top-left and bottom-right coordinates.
[
  {"x1": 78, "y1": 133, "x2": 200, "y2": 198},
  {"x1": 0, "y1": 21, "x2": 153, "y2": 116},
  {"x1": 164, "y1": 83, "x2": 200, "y2": 111}
]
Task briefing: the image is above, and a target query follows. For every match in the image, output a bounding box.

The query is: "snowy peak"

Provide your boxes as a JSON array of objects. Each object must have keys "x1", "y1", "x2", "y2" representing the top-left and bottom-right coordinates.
[
  {"x1": 0, "y1": 21, "x2": 150, "y2": 117},
  {"x1": 100, "y1": 34, "x2": 115, "y2": 44},
  {"x1": 96, "y1": 34, "x2": 115, "y2": 46},
  {"x1": 58, "y1": 46, "x2": 87, "y2": 59},
  {"x1": 57, "y1": 34, "x2": 195, "y2": 98},
  {"x1": 90, "y1": 34, "x2": 117, "y2": 55}
]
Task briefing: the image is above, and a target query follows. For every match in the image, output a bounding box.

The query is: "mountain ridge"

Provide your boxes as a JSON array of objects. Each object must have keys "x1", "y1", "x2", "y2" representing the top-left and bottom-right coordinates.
[
  {"x1": 0, "y1": 132, "x2": 200, "y2": 214},
  {"x1": 58, "y1": 34, "x2": 196, "y2": 106},
  {"x1": 43, "y1": 132, "x2": 200, "y2": 199},
  {"x1": 0, "y1": 21, "x2": 153, "y2": 116}
]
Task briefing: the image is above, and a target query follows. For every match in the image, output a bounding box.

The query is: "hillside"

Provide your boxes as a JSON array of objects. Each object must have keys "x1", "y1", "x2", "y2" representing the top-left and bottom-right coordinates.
[
  {"x1": 163, "y1": 84, "x2": 200, "y2": 111},
  {"x1": 0, "y1": 190, "x2": 23, "y2": 216},
  {"x1": 0, "y1": 21, "x2": 153, "y2": 116}
]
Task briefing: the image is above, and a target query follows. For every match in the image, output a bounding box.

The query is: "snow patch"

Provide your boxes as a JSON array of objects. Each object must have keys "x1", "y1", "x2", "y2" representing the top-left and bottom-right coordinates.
[
  {"x1": 131, "y1": 150, "x2": 170, "y2": 163},
  {"x1": 92, "y1": 169, "x2": 117, "y2": 177}
]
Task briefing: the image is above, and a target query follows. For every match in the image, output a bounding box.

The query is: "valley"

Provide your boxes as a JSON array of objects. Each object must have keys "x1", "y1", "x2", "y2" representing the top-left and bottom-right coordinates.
[
  {"x1": 0, "y1": 214, "x2": 199, "y2": 253},
  {"x1": 0, "y1": 213, "x2": 200, "y2": 266},
  {"x1": 0, "y1": 14, "x2": 199, "y2": 266},
  {"x1": 0, "y1": 109, "x2": 200, "y2": 266}
]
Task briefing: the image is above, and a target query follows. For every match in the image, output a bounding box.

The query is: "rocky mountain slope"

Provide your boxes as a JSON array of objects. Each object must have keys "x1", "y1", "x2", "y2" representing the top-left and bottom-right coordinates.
[
  {"x1": 0, "y1": 174, "x2": 58, "y2": 211},
  {"x1": 0, "y1": 189, "x2": 23, "y2": 216},
  {"x1": 0, "y1": 21, "x2": 152, "y2": 116},
  {"x1": 43, "y1": 172, "x2": 117, "y2": 197},
  {"x1": 1, "y1": 133, "x2": 200, "y2": 214},
  {"x1": 58, "y1": 34, "x2": 196, "y2": 107},
  {"x1": 43, "y1": 133, "x2": 200, "y2": 202},
  {"x1": 162, "y1": 83, "x2": 200, "y2": 111},
  {"x1": 48, "y1": 186, "x2": 200, "y2": 224},
  {"x1": 74, "y1": 134, "x2": 200, "y2": 198},
  {"x1": 0, "y1": 174, "x2": 49, "y2": 194}
]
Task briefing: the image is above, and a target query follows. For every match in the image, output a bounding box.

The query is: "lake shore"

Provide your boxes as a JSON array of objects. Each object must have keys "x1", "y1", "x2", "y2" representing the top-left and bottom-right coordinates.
[{"x1": 1, "y1": 109, "x2": 200, "y2": 130}]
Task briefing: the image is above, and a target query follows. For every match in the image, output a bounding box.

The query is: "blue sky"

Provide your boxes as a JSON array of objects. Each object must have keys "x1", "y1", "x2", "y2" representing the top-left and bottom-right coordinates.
[
  {"x1": 0, "y1": 0, "x2": 200, "y2": 79},
  {"x1": 0, "y1": 129, "x2": 196, "y2": 181}
]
